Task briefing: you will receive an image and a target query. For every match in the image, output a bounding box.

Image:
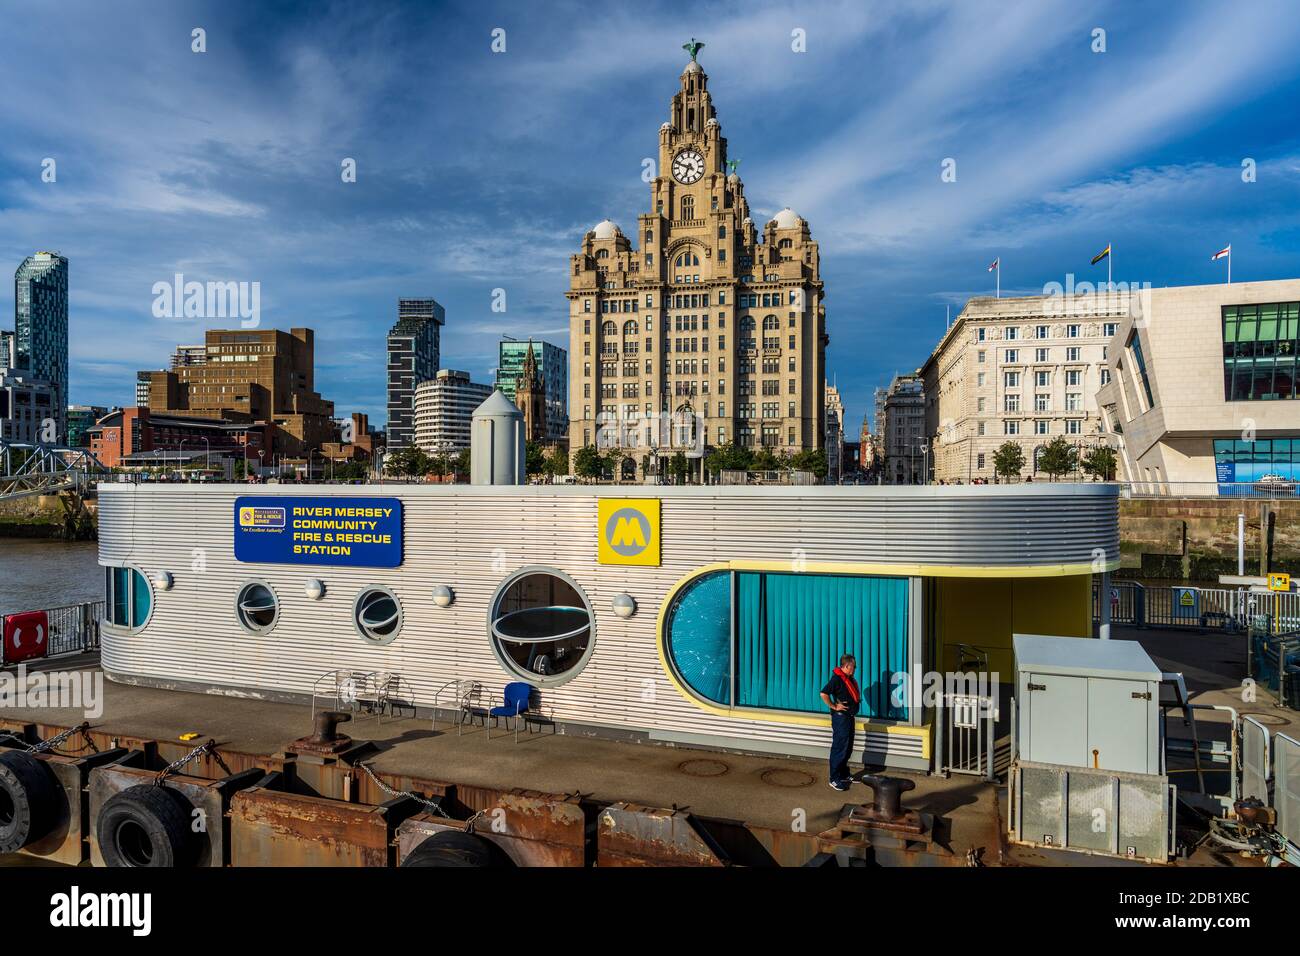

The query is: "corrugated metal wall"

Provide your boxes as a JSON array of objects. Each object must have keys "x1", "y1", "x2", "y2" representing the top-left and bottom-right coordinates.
[{"x1": 98, "y1": 483, "x2": 1118, "y2": 758}]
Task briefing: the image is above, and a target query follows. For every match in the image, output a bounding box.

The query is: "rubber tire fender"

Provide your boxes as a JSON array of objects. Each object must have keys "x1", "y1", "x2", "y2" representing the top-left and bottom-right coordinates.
[
  {"x1": 0, "y1": 751, "x2": 60, "y2": 853},
  {"x1": 97, "y1": 783, "x2": 197, "y2": 867},
  {"x1": 401, "y1": 830, "x2": 514, "y2": 868}
]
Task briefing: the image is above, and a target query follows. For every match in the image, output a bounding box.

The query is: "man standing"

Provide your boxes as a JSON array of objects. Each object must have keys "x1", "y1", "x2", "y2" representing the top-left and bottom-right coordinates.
[{"x1": 820, "y1": 654, "x2": 861, "y2": 791}]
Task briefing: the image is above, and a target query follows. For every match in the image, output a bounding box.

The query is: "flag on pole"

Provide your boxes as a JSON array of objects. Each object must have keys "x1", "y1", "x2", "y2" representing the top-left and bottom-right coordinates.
[
  {"x1": 1212, "y1": 244, "x2": 1232, "y2": 283},
  {"x1": 1090, "y1": 245, "x2": 1111, "y2": 266},
  {"x1": 988, "y1": 257, "x2": 999, "y2": 272}
]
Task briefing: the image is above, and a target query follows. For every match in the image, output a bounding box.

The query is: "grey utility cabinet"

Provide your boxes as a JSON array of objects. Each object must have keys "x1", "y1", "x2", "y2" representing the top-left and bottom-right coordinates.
[{"x1": 1013, "y1": 634, "x2": 1163, "y2": 775}]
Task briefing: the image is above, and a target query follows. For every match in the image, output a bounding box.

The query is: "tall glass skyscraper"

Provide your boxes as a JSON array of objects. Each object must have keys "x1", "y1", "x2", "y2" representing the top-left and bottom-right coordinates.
[
  {"x1": 386, "y1": 298, "x2": 444, "y2": 450},
  {"x1": 15, "y1": 251, "x2": 69, "y2": 440}
]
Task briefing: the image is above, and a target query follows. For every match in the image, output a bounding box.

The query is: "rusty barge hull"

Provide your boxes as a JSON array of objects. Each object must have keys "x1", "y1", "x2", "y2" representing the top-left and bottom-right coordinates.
[{"x1": 0, "y1": 695, "x2": 996, "y2": 867}]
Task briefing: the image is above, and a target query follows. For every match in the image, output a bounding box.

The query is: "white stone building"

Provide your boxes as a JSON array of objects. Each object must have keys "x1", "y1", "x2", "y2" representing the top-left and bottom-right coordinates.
[{"x1": 920, "y1": 294, "x2": 1122, "y2": 482}]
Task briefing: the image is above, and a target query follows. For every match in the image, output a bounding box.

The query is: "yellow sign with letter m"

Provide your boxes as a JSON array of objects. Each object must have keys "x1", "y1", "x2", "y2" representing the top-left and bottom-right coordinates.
[{"x1": 598, "y1": 498, "x2": 661, "y2": 566}]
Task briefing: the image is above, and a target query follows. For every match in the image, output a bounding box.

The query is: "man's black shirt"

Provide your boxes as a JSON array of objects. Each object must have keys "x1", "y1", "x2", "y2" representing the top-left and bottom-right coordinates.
[{"x1": 821, "y1": 672, "x2": 860, "y2": 717}]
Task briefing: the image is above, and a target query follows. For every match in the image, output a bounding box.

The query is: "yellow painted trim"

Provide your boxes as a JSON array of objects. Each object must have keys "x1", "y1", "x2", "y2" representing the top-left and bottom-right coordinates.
[{"x1": 695, "y1": 558, "x2": 1120, "y2": 579}]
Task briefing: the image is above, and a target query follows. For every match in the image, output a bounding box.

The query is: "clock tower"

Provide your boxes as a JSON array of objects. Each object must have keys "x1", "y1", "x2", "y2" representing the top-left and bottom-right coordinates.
[{"x1": 566, "y1": 43, "x2": 827, "y2": 481}]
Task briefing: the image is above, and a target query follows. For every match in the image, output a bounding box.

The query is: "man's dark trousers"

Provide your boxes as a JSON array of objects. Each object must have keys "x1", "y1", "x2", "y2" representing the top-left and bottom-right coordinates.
[{"x1": 829, "y1": 710, "x2": 855, "y2": 785}]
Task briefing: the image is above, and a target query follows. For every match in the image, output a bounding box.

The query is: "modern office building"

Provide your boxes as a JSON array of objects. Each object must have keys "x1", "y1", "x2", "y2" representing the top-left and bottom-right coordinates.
[
  {"x1": 497, "y1": 338, "x2": 568, "y2": 444},
  {"x1": 87, "y1": 408, "x2": 270, "y2": 469},
  {"x1": 1096, "y1": 278, "x2": 1300, "y2": 487},
  {"x1": 0, "y1": 370, "x2": 59, "y2": 444},
  {"x1": 145, "y1": 327, "x2": 334, "y2": 458},
  {"x1": 0, "y1": 329, "x2": 13, "y2": 368},
  {"x1": 566, "y1": 50, "x2": 827, "y2": 478},
  {"x1": 413, "y1": 370, "x2": 494, "y2": 455},
  {"x1": 919, "y1": 293, "x2": 1120, "y2": 483},
  {"x1": 387, "y1": 298, "x2": 445, "y2": 450},
  {"x1": 14, "y1": 251, "x2": 69, "y2": 442},
  {"x1": 879, "y1": 374, "x2": 926, "y2": 484},
  {"x1": 825, "y1": 381, "x2": 844, "y2": 483},
  {"x1": 66, "y1": 404, "x2": 110, "y2": 447}
]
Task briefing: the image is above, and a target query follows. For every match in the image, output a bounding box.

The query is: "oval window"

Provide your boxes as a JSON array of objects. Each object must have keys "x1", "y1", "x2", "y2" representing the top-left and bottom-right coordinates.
[
  {"x1": 354, "y1": 587, "x2": 402, "y2": 644},
  {"x1": 489, "y1": 568, "x2": 594, "y2": 686},
  {"x1": 236, "y1": 581, "x2": 279, "y2": 634}
]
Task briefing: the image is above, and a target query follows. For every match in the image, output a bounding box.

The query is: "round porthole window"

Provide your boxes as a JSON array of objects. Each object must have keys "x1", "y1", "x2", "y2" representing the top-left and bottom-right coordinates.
[
  {"x1": 489, "y1": 568, "x2": 595, "y2": 686},
  {"x1": 354, "y1": 587, "x2": 402, "y2": 645},
  {"x1": 236, "y1": 581, "x2": 279, "y2": 634}
]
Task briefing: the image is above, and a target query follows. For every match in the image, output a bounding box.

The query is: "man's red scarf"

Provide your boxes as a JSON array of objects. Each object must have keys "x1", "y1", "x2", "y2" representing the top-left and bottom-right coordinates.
[{"x1": 833, "y1": 667, "x2": 860, "y2": 703}]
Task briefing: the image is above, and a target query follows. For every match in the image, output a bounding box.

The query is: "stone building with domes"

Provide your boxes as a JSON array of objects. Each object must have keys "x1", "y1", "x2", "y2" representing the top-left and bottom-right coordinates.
[{"x1": 566, "y1": 45, "x2": 827, "y2": 480}]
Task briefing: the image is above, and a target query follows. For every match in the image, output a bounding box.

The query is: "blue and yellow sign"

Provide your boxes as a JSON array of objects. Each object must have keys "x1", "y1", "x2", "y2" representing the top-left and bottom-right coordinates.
[
  {"x1": 234, "y1": 496, "x2": 403, "y2": 568},
  {"x1": 597, "y1": 498, "x2": 660, "y2": 566}
]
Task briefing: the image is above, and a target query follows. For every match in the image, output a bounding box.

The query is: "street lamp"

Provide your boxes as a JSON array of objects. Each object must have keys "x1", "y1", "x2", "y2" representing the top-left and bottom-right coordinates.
[{"x1": 913, "y1": 439, "x2": 930, "y2": 485}]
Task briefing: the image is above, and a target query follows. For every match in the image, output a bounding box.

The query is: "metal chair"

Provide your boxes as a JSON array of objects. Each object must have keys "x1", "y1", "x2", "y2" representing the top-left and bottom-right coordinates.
[
  {"x1": 375, "y1": 672, "x2": 415, "y2": 723},
  {"x1": 336, "y1": 670, "x2": 379, "y2": 715},
  {"x1": 489, "y1": 682, "x2": 534, "y2": 742},
  {"x1": 456, "y1": 681, "x2": 490, "y2": 736}
]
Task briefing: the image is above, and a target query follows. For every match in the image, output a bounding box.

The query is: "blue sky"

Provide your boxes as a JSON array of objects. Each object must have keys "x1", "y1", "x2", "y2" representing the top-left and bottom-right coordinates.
[{"x1": 3, "y1": 0, "x2": 1300, "y2": 432}]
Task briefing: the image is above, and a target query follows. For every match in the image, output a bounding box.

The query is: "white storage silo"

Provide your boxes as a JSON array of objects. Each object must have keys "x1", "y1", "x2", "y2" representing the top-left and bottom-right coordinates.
[{"x1": 470, "y1": 389, "x2": 526, "y2": 486}]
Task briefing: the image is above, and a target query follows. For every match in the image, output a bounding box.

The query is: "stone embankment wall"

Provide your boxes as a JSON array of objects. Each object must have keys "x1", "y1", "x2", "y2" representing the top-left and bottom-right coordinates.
[
  {"x1": 1119, "y1": 497, "x2": 1299, "y2": 581},
  {"x1": 0, "y1": 495, "x2": 98, "y2": 540}
]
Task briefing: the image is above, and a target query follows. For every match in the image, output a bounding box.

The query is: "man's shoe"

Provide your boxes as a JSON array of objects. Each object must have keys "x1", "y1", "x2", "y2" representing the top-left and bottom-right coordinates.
[{"x1": 829, "y1": 780, "x2": 849, "y2": 792}]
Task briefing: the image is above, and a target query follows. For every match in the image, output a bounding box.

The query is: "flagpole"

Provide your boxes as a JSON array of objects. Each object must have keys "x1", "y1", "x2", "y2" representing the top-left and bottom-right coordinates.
[
  {"x1": 1228, "y1": 247, "x2": 1232, "y2": 285},
  {"x1": 996, "y1": 261, "x2": 1000, "y2": 299},
  {"x1": 1108, "y1": 241, "x2": 1112, "y2": 291}
]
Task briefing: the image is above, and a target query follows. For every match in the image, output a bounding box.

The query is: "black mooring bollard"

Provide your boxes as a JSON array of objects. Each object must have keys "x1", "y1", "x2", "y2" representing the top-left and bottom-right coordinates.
[{"x1": 858, "y1": 774, "x2": 916, "y2": 821}]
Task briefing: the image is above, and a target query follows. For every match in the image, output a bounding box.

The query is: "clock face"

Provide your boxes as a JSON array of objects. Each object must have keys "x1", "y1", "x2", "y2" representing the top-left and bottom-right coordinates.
[{"x1": 672, "y1": 149, "x2": 705, "y2": 184}]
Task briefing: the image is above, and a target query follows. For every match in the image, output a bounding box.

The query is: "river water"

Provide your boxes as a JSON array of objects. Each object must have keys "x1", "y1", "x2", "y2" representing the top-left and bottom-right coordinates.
[
  {"x1": 0, "y1": 539, "x2": 100, "y2": 867},
  {"x1": 0, "y1": 539, "x2": 101, "y2": 615}
]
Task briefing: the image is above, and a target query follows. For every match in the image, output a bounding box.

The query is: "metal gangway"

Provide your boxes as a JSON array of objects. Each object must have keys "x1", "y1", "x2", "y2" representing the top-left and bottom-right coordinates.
[{"x1": 0, "y1": 440, "x2": 105, "y2": 502}]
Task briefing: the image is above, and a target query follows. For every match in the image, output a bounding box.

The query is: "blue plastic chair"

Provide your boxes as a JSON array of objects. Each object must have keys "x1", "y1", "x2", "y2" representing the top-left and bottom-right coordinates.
[{"x1": 489, "y1": 682, "x2": 533, "y2": 742}]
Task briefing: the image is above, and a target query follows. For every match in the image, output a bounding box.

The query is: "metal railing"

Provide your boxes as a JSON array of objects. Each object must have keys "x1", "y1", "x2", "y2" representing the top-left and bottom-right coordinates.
[
  {"x1": 1277, "y1": 734, "x2": 1300, "y2": 855},
  {"x1": 1119, "y1": 480, "x2": 1299, "y2": 499},
  {"x1": 1093, "y1": 580, "x2": 1300, "y2": 634},
  {"x1": 0, "y1": 600, "x2": 102, "y2": 664}
]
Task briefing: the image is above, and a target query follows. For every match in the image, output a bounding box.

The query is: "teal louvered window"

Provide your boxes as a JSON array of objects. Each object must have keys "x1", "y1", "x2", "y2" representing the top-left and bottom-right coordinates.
[
  {"x1": 665, "y1": 570, "x2": 910, "y2": 719},
  {"x1": 105, "y1": 565, "x2": 152, "y2": 630}
]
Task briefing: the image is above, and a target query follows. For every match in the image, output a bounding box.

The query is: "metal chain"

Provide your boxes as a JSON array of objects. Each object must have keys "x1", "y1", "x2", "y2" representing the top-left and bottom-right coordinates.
[
  {"x1": 0, "y1": 723, "x2": 96, "y2": 755},
  {"x1": 357, "y1": 762, "x2": 450, "y2": 818},
  {"x1": 154, "y1": 739, "x2": 214, "y2": 785},
  {"x1": 38, "y1": 725, "x2": 99, "y2": 756}
]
